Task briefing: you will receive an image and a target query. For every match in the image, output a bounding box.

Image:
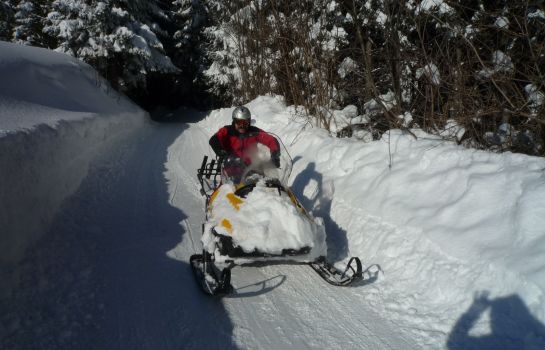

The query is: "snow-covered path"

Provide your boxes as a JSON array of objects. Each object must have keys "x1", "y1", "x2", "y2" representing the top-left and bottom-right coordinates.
[
  {"x1": 166, "y1": 119, "x2": 418, "y2": 349},
  {"x1": 1, "y1": 120, "x2": 235, "y2": 349},
  {"x1": 1, "y1": 115, "x2": 417, "y2": 350}
]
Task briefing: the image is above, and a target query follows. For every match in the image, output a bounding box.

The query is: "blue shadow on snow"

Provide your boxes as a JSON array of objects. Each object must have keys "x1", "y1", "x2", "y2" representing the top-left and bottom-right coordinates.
[
  {"x1": 447, "y1": 292, "x2": 545, "y2": 350},
  {"x1": 0, "y1": 116, "x2": 237, "y2": 349},
  {"x1": 290, "y1": 159, "x2": 349, "y2": 263}
]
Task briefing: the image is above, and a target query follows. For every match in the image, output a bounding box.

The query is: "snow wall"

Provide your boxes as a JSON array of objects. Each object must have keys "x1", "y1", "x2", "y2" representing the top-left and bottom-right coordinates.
[{"x1": 0, "y1": 42, "x2": 148, "y2": 265}]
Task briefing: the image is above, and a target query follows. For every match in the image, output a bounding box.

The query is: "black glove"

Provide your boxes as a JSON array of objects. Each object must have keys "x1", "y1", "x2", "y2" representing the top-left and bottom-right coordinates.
[
  {"x1": 216, "y1": 149, "x2": 227, "y2": 158},
  {"x1": 271, "y1": 152, "x2": 281, "y2": 168}
]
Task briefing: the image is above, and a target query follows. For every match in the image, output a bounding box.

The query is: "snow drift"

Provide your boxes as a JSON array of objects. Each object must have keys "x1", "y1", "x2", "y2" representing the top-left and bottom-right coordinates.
[
  {"x1": 186, "y1": 96, "x2": 545, "y2": 347},
  {"x1": 0, "y1": 41, "x2": 147, "y2": 265}
]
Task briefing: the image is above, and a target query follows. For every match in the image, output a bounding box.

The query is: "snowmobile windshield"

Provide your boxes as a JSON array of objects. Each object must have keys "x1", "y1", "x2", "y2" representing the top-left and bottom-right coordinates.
[{"x1": 220, "y1": 134, "x2": 292, "y2": 187}]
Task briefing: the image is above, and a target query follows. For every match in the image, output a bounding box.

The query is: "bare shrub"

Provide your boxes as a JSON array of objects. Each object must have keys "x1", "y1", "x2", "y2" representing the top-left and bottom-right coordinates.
[{"x1": 204, "y1": 0, "x2": 544, "y2": 155}]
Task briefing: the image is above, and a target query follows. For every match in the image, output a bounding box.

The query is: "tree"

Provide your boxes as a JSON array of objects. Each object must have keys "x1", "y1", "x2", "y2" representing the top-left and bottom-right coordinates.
[
  {"x1": 12, "y1": 0, "x2": 48, "y2": 46},
  {"x1": 0, "y1": 0, "x2": 16, "y2": 41},
  {"x1": 201, "y1": 0, "x2": 351, "y2": 119},
  {"x1": 43, "y1": 0, "x2": 178, "y2": 92}
]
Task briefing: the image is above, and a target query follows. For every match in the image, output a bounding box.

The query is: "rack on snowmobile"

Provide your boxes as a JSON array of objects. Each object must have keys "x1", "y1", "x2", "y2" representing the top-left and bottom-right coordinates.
[
  {"x1": 197, "y1": 155, "x2": 223, "y2": 204},
  {"x1": 190, "y1": 137, "x2": 363, "y2": 296}
]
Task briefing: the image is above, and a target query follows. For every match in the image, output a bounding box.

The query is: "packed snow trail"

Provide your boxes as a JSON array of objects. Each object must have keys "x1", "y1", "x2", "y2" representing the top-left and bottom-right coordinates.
[
  {"x1": 1, "y1": 114, "x2": 417, "y2": 349},
  {"x1": 167, "y1": 120, "x2": 419, "y2": 350},
  {"x1": 3, "y1": 106, "x2": 544, "y2": 350},
  {"x1": 1, "y1": 119, "x2": 236, "y2": 349},
  {"x1": 4, "y1": 107, "x2": 545, "y2": 349}
]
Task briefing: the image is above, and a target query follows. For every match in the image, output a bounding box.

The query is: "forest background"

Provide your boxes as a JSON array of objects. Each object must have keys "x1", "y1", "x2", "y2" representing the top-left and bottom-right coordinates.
[{"x1": 1, "y1": 0, "x2": 544, "y2": 156}]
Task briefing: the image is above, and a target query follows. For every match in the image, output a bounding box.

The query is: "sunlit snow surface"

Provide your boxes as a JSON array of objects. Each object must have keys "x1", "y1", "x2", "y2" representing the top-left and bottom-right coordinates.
[
  {"x1": 190, "y1": 96, "x2": 545, "y2": 348},
  {"x1": 202, "y1": 180, "x2": 326, "y2": 264}
]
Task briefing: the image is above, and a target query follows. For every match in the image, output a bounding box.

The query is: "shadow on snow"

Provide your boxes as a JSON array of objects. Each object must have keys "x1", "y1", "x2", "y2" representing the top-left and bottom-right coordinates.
[
  {"x1": 290, "y1": 158, "x2": 381, "y2": 288},
  {"x1": 0, "y1": 118, "x2": 237, "y2": 349},
  {"x1": 226, "y1": 274, "x2": 287, "y2": 299},
  {"x1": 447, "y1": 292, "x2": 545, "y2": 350},
  {"x1": 290, "y1": 159, "x2": 349, "y2": 263}
]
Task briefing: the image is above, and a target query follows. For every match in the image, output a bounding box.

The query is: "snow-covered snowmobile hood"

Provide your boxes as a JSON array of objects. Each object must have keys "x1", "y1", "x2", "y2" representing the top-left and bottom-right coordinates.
[{"x1": 203, "y1": 179, "x2": 326, "y2": 263}]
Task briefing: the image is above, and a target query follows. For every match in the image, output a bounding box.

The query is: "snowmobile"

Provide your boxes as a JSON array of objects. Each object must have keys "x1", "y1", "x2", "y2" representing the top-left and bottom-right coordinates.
[{"x1": 190, "y1": 136, "x2": 362, "y2": 296}]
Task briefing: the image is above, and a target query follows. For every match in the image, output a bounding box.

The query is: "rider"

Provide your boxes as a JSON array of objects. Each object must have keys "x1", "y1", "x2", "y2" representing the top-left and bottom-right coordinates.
[{"x1": 209, "y1": 106, "x2": 281, "y2": 167}]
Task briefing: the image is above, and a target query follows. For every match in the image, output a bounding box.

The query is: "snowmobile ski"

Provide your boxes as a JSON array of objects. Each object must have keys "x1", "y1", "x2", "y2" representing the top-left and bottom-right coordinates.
[
  {"x1": 309, "y1": 256, "x2": 363, "y2": 286},
  {"x1": 190, "y1": 253, "x2": 233, "y2": 296}
]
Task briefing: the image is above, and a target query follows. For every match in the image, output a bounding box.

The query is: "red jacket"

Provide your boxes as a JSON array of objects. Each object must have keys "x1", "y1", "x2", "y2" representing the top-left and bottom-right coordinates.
[{"x1": 209, "y1": 125, "x2": 280, "y2": 164}]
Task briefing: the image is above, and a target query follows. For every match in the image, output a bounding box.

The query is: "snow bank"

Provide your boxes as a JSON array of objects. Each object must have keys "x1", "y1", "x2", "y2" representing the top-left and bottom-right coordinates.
[
  {"x1": 194, "y1": 96, "x2": 545, "y2": 345},
  {"x1": 0, "y1": 42, "x2": 147, "y2": 264}
]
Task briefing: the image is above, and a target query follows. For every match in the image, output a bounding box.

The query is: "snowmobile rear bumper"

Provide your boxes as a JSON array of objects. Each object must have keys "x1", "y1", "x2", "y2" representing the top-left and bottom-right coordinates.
[{"x1": 216, "y1": 234, "x2": 311, "y2": 258}]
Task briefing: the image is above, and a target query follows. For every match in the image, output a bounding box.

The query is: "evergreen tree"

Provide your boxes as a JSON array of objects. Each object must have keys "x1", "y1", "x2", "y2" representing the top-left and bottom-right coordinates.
[
  {"x1": 168, "y1": 0, "x2": 210, "y2": 106},
  {"x1": 12, "y1": 0, "x2": 46, "y2": 46},
  {"x1": 201, "y1": 0, "x2": 239, "y2": 103},
  {"x1": 43, "y1": 0, "x2": 91, "y2": 56},
  {"x1": 0, "y1": 0, "x2": 16, "y2": 41},
  {"x1": 43, "y1": 0, "x2": 178, "y2": 91},
  {"x1": 171, "y1": 0, "x2": 207, "y2": 62}
]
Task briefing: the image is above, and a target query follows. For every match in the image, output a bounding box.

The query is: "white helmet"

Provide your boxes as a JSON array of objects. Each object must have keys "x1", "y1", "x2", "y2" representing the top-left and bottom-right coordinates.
[{"x1": 232, "y1": 106, "x2": 251, "y2": 122}]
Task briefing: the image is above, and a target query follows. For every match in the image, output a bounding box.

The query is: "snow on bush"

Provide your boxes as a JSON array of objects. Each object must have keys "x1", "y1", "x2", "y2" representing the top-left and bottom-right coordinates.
[
  {"x1": 416, "y1": 63, "x2": 441, "y2": 86},
  {"x1": 479, "y1": 50, "x2": 514, "y2": 78}
]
